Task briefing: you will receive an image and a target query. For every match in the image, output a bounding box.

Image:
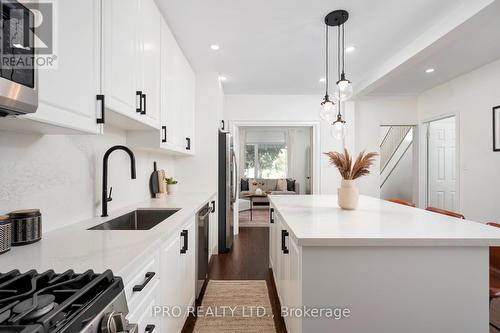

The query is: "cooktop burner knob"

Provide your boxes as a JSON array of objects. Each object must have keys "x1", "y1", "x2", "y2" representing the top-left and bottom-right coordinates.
[{"x1": 100, "y1": 311, "x2": 126, "y2": 333}]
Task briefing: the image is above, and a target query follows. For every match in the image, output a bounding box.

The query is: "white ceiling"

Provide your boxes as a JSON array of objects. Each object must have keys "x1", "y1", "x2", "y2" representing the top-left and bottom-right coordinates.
[
  {"x1": 364, "y1": 0, "x2": 500, "y2": 97},
  {"x1": 155, "y1": 0, "x2": 494, "y2": 95}
]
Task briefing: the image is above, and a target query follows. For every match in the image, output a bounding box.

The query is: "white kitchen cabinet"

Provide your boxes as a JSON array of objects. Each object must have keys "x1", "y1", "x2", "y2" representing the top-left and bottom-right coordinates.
[
  {"x1": 136, "y1": 0, "x2": 161, "y2": 128},
  {"x1": 161, "y1": 18, "x2": 196, "y2": 153},
  {"x1": 0, "y1": 0, "x2": 102, "y2": 134},
  {"x1": 128, "y1": 17, "x2": 196, "y2": 156},
  {"x1": 270, "y1": 204, "x2": 302, "y2": 333},
  {"x1": 160, "y1": 216, "x2": 196, "y2": 332},
  {"x1": 128, "y1": 279, "x2": 162, "y2": 333},
  {"x1": 102, "y1": 0, "x2": 138, "y2": 121},
  {"x1": 102, "y1": 0, "x2": 161, "y2": 130}
]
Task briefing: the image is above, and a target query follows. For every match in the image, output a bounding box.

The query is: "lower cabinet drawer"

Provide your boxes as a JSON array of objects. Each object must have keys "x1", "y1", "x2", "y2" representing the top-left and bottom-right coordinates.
[
  {"x1": 128, "y1": 279, "x2": 161, "y2": 332},
  {"x1": 124, "y1": 252, "x2": 160, "y2": 310}
]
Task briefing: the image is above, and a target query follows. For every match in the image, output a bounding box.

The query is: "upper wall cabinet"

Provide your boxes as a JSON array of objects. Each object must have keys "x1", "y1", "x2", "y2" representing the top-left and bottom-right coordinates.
[
  {"x1": 0, "y1": 0, "x2": 102, "y2": 134},
  {"x1": 102, "y1": 0, "x2": 161, "y2": 130},
  {"x1": 128, "y1": 17, "x2": 196, "y2": 156}
]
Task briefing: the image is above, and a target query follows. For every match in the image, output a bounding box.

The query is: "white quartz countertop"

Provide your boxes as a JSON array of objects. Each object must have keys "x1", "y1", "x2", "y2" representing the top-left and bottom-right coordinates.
[
  {"x1": 0, "y1": 192, "x2": 215, "y2": 280},
  {"x1": 269, "y1": 195, "x2": 500, "y2": 246}
]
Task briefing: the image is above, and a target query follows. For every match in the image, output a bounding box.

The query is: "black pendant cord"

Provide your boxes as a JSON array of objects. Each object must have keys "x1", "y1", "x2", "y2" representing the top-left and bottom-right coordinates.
[
  {"x1": 325, "y1": 24, "x2": 329, "y2": 96},
  {"x1": 337, "y1": 25, "x2": 341, "y2": 81},
  {"x1": 342, "y1": 23, "x2": 346, "y2": 75},
  {"x1": 336, "y1": 25, "x2": 342, "y2": 119}
]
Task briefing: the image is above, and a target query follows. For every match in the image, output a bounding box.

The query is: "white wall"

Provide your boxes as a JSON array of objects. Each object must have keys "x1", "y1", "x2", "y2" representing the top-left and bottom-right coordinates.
[
  {"x1": 354, "y1": 96, "x2": 418, "y2": 198},
  {"x1": 0, "y1": 126, "x2": 175, "y2": 233},
  {"x1": 418, "y1": 58, "x2": 500, "y2": 223},
  {"x1": 224, "y1": 95, "x2": 354, "y2": 194},
  {"x1": 176, "y1": 72, "x2": 224, "y2": 254}
]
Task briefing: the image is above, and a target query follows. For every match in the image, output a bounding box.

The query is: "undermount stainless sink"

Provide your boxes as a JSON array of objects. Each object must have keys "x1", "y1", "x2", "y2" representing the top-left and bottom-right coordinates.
[{"x1": 88, "y1": 209, "x2": 180, "y2": 230}]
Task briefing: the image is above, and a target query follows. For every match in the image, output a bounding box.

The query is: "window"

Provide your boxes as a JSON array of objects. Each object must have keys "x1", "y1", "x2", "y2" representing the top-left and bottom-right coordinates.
[{"x1": 244, "y1": 143, "x2": 287, "y2": 179}]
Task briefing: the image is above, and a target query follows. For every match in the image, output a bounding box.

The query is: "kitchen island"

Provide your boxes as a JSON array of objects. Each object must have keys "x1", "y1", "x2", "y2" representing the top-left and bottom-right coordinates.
[{"x1": 269, "y1": 195, "x2": 500, "y2": 333}]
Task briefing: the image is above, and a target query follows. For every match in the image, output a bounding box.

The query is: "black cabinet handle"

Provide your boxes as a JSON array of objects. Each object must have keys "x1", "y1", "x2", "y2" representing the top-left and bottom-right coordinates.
[
  {"x1": 96, "y1": 94, "x2": 105, "y2": 124},
  {"x1": 141, "y1": 93, "x2": 147, "y2": 115},
  {"x1": 221, "y1": 120, "x2": 225, "y2": 130},
  {"x1": 180, "y1": 229, "x2": 188, "y2": 254},
  {"x1": 132, "y1": 272, "x2": 155, "y2": 292},
  {"x1": 270, "y1": 208, "x2": 274, "y2": 224},
  {"x1": 145, "y1": 324, "x2": 155, "y2": 333},
  {"x1": 136, "y1": 91, "x2": 142, "y2": 113},
  {"x1": 186, "y1": 137, "x2": 191, "y2": 150},
  {"x1": 281, "y1": 230, "x2": 289, "y2": 254},
  {"x1": 211, "y1": 200, "x2": 216, "y2": 213},
  {"x1": 161, "y1": 126, "x2": 167, "y2": 143}
]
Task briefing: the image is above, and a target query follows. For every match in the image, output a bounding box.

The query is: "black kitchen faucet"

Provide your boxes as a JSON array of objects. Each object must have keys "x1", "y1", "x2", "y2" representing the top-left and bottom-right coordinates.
[{"x1": 101, "y1": 145, "x2": 136, "y2": 217}]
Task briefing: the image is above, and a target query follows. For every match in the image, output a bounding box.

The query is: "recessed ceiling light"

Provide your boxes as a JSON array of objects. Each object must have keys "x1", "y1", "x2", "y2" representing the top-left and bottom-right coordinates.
[
  {"x1": 425, "y1": 68, "x2": 435, "y2": 73},
  {"x1": 319, "y1": 78, "x2": 326, "y2": 83},
  {"x1": 218, "y1": 75, "x2": 227, "y2": 81},
  {"x1": 345, "y1": 46, "x2": 356, "y2": 53},
  {"x1": 210, "y1": 44, "x2": 220, "y2": 50}
]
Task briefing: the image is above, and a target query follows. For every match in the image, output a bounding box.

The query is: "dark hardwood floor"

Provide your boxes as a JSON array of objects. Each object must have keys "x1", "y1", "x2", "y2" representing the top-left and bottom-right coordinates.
[{"x1": 182, "y1": 227, "x2": 286, "y2": 333}]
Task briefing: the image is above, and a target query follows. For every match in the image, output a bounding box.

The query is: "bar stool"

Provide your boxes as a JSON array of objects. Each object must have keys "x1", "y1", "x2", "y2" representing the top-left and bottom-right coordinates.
[
  {"x1": 487, "y1": 222, "x2": 500, "y2": 331},
  {"x1": 387, "y1": 198, "x2": 416, "y2": 207},
  {"x1": 425, "y1": 207, "x2": 465, "y2": 219}
]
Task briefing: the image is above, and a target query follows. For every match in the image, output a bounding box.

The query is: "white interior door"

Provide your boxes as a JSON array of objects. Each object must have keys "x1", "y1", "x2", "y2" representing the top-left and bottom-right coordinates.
[{"x1": 427, "y1": 117, "x2": 458, "y2": 211}]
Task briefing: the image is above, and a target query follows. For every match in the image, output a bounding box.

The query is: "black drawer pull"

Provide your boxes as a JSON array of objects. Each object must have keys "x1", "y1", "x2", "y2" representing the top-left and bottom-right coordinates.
[
  {"x1": 186, "y1": 137, "x2": 191, "y2": 150},
  {"x1": 211, "y1": 200, "x2": 216, "y2": 213},
  {"x1": 141, "y1": 93, "x2": 147, "y2": 115},
  {"x1": 221, "y1": 120, "x2": 225, "y2": 130},
  {"x1": 132, "y1": 272, "x2": 155, "y2": 292},
  {"x1": 281, "y1": 230, "x2": 289, "y2": 254},
  {"x1": 270, "y1": 208, "x2": 274, "y2": 224},
  {"x1": 145, "y1": 324, "x2": 155, "y2": 333},
  {"x1": 96, "y1": 94, "x2": 105, "y2": 124},
  {"x1": 180, "y1": 229, "x2": 188, "y2": 254},
  {"x1": 161, "y1": 126, "x2": 167, "y2": 143}
]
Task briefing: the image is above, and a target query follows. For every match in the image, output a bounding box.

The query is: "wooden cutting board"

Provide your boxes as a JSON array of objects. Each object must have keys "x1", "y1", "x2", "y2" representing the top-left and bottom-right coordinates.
[{"x1": 157, "y1": 169, "x2": 166, "y2": 197}]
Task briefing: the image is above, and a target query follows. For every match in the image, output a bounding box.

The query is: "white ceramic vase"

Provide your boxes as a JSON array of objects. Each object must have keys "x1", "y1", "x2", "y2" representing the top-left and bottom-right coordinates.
[
  {"x1": 338, "y1": 179, "x2": 359, "y2": 210},
  {"x1": 167, "y1": 184, "x2": 178, "y2": 195}
]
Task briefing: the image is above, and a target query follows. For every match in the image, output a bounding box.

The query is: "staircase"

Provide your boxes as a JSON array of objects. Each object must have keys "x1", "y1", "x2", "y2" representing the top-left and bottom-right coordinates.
[{"x1": 380, "y1": 126, "x2": 413, "y2": 188}]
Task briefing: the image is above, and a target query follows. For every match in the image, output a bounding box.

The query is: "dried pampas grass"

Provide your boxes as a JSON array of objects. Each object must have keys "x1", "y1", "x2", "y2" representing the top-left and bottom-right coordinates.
[{"x1": 324, "y1": 149, "x2": 377, "y2": 180}]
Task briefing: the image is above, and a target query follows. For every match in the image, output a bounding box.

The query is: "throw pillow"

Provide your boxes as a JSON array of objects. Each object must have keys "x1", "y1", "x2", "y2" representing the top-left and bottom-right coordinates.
[
  {"x1": 277, "y1": 179, "x2": 288, "y2": 192},
  {"x1": 241, "y1": 178, "x2": 249, "y2": 191},
  {"x1": 286, "y1": 179, "x2": 296, "y2": 192}
]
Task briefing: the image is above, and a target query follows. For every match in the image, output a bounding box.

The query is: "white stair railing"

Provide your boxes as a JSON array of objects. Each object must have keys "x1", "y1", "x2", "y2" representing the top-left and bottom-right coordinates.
[{"x1": 380, "y1": 126, "x2": 412, "y2": 173}]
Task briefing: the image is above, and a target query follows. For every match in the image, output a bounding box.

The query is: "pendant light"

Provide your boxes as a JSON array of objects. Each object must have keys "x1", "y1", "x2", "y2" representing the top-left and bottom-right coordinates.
[
  {"x1": 318, "y1": 25, "x2": 336, "y2": 122},
  {"x1": 334, "y1": 23, "x2": 353, "y2": 102},
  {"x1": 324, "y1": 10, "x2": 351, "y2": 140}
]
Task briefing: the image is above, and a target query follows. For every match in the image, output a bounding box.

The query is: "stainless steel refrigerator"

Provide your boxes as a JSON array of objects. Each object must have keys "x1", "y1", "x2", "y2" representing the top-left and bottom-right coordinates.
[{"x1": 218, "y1": 130, "x2": 236, "y2": 253}]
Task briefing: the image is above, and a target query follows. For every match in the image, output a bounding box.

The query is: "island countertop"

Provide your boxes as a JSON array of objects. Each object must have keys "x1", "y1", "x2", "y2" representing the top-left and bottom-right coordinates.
[{"x1": 269, "y1": 194, "x2": 500, "y2": 247}]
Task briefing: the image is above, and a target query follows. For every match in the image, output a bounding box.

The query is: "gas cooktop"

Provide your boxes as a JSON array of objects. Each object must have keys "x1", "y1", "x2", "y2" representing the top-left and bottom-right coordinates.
[{"x1": 0, "y1": 269, "x2": 126, "y2": 333}]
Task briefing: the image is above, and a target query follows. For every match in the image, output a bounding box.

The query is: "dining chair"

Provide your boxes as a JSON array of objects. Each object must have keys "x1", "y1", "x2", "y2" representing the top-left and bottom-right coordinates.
[
  {"x1": 387, "y1": 198, "x2": 416, "y2": 208},
  {"x1": 425, "y1": 207, "x2": 465, "y2": 219}
]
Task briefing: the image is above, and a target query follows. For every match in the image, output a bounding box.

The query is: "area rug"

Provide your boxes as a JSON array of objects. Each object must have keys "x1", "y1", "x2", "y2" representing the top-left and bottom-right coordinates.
[
  {"x1": 193, "y1": 280, "x2": 276, "y2": 332},
  {"x1": 239, "y1": 207, "x2": 270, "y2": 227}
]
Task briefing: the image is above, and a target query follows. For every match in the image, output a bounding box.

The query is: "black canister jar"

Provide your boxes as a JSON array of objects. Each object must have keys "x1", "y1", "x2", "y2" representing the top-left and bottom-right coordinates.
[
  {"x1": 9, "y1": 209, "x2": 42, "y2": 245},
  {"x1": 0, "y1": 215, "x2": 11, "y2": 254}
]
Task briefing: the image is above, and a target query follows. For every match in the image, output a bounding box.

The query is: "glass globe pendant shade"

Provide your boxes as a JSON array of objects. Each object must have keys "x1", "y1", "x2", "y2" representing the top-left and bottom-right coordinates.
[
  {"x1": 333, "y1": 73, "x2": 353, "y2": 102},
  {"x1": 319, "y1": 96, "x2": 336, "y2": 122},
  {"x1": 331, "y1": 115, "x2": 347, "y2": 140}
]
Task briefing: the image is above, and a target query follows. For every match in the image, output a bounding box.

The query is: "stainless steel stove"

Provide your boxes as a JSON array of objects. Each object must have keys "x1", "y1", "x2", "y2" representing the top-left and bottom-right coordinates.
[{"x1": 0, "y1": 269, "x2": 137, "y2": 333}]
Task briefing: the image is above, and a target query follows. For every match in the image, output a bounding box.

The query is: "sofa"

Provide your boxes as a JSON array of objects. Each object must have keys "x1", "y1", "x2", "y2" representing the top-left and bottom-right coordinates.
[{"x1": 240, "y1": 178, "x2": 299, "y2": 204}]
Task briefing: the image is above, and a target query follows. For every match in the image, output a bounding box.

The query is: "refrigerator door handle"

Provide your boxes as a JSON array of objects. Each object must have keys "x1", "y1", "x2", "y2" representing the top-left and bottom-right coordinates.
[{"x1": 231, "y1": 151, "x2": 238, "y2": 203}]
